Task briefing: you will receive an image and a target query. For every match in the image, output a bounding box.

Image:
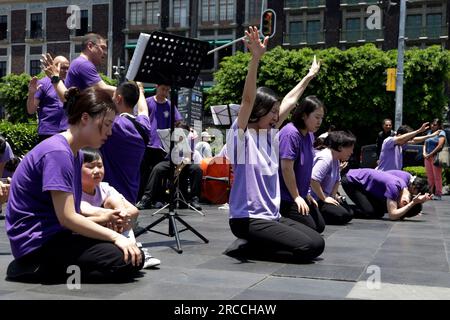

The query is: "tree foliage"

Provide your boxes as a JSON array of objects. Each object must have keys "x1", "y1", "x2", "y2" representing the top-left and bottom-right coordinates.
[
  {"x1": 0, "y1": 121, "x2": 38, "y2": 156},
  {"x1": 206, "y1": 44, "x2": 450, "y2": 148}
]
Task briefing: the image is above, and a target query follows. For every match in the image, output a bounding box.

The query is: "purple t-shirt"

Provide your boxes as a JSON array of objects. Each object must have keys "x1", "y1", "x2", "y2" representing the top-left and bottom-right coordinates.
[
  {"x1": 64, "y1": 56, "x2": 101, "y2": 91},
  {"x1": 5, "y1": 134, "x2": 83, "y2": 258},
  {"x1": 100, "y1": 114, "x2": 151, "y2": 203},
  {"x1": 146, "y1": 96, "x2": 182, "y2": 149},
  {"x1": 81, "y1": 182, "x2": 121, "y2": 207},
  {"x1": 34, "y1": 77, "x2": 68, "y2": 135},
  {"x1": 377, "y1": 136, "x2": 405, "y2": 171},
  {"x1": 311, "y1": 148, "x2": 340, "y2": 199},
  {"x1": 386, "y1": 170, "x2": 412, "y2": 187},
  {"x1": 345, "y1": 168, "x2": 406, "y2": 201},
  {"x1": 279, "y1": 122, "x2": 314, "y2": 201},
  {"x1": 226, "y1": 120, "x2": 280, "y2": 220}
]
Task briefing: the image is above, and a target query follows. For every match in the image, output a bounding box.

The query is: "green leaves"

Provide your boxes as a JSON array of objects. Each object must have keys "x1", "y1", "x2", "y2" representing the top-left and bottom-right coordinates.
[
  {"x1": 0, "y1": 73, "x2": 37, "y2": 123},
  {"x1": 0, "y1": 121, "x2": 38, "y2": 156},
  {"x1": 207, "y1": 44, "x2": 449, "y2": 147}
]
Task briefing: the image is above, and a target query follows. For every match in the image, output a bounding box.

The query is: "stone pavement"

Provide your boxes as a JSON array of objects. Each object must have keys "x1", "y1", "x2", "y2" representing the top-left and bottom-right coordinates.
[{"x1": 0, "y1": 197, "x2": 450, "y2": 300}]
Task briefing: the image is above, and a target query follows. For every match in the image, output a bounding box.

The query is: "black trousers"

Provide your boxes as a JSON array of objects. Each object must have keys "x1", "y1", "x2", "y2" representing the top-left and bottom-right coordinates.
[
  {"x1": 138, "y1": 147, "x2": 167, "y2": 201},
  {"x1": 317, "y1": 200, "x2": 353, "y2": 225},
  {"x1": 7, "y1": 231, "x2": 144, "y2": 283},
  {"x1": 341, "y1": 176, "x2": 387, "y2": 219},
  {"x1": 229, "y1": 217, "x2": 324, "y2": 261},
  {"x1": 141, "y1": 160, "x2": 203, "y2": 202},
  {"x1": 280, "y1": 200, "x2": 326, "y2": 233}
]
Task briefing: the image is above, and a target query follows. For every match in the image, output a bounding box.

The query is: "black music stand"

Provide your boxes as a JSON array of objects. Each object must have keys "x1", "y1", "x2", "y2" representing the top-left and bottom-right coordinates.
[{"x1": 129, "y1": 31, "x2": 209, "y2": 253}]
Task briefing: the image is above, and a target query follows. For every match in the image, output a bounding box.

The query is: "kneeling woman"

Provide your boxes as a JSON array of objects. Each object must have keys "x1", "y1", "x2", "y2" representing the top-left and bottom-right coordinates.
[
  {"x1": 226, "y1": 27, "x2": 324, "y2": 261},
  {"x1": 341, "y1": 168, "x2": 432, "y2": 220},
  {"x1": 6, "y1": 87, "x2": 144, "y2": 283},
  {"x1": 310, "y1": 131, "x2": 355, "y2": 225}
]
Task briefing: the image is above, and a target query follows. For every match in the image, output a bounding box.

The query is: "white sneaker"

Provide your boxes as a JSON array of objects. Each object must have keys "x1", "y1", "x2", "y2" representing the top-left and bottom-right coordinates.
[{"x1": 142, "y1": 248, "x2": 161, "y2": 268}]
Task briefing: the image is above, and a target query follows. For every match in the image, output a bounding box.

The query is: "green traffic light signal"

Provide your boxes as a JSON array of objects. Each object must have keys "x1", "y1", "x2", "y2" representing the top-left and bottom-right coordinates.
[{"x1": 260, "y1": 9, "x2": 276, "y2": 38}]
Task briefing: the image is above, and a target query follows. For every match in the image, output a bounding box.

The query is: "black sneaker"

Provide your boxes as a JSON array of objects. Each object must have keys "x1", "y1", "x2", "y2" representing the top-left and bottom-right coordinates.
[
  {"x1": 189, "y1": 197, "x2": 202, "y2": 211},
  {"x1": 136, "y1": 196, "x2": 152, "y2": 210}
]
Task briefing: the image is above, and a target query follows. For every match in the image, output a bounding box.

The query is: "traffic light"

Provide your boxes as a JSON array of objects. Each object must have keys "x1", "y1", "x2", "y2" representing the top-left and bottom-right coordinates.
[
  {"x1": 386, "y1": 68, "x2": 396, "y2": 91},
  {"x1": 260, "y1": 9, "x2": 276, "y2": 38}
]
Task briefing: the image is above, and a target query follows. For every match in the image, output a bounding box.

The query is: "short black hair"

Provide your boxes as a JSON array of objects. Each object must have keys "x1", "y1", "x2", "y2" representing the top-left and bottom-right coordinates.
[
  {"x1": 81, "y1": 148, "x2": 102, "y2": 163},
  {"x1": 410, "y1": 177, "x2": 429, "y2": 195},
  {"x1": 396, "y1": 125, "x2": 413, "y2": 135},
  {"x1": 324, "y1": 131, "x2": 356, "y2": 151},
  {"x1": 248, "y1": 87, "x2": 280, "y2": 123},
  {"x1": 117, "y1": 81, "x2": 140, "y2": 108},
  {"x1": 403, "y1": 203, "x2": 423, "y2": 218},
  {"x1": 291, "y1": 95, "x2": 326, "y2": 130},
  {"x1": 0, "y1": 135, "x2": 6, "y2": 155}
]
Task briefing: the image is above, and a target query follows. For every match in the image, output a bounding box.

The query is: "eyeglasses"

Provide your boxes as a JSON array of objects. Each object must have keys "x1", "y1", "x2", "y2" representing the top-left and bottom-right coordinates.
[{"x1": 90, "y1": 41, "x2": 107, "y2": 51}]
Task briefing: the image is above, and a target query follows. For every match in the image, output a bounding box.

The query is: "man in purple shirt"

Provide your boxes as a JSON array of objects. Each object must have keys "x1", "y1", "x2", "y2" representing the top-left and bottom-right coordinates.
[
  {"x1": 138, "y1": 84, "x2": 183, "y2": 201},
  {"x1": 341, "y1": 168, "x2": 432, "y2": 220},
  {"x1": 27, "y1": 56, "x2": 70, "y2": 142},
  {"x1": 101, "y1": 81, "x2": 150, "y2": 204},
  {"x1": 42, "y1": 33, "x2": 116, "y2": 102}
]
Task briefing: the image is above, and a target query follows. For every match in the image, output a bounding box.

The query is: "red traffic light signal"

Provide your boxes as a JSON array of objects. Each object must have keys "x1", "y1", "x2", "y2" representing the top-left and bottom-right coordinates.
[{"x1": 260, "y1": 9, "x2": 276, "y2": 38}]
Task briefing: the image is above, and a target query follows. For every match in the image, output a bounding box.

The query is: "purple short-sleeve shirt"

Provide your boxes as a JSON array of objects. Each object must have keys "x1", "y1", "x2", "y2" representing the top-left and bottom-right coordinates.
[
  {"x1": 146, "y1": 96, "x2": 183, "y2": 149},
  {"x1": 64, "y1": 56, "x2": 101, "y2": 91},
  {"x1": 377, "y1": 136, "x2": 405, "y2": 171},
  {"x1": 34, "y1": 77, "x2": 68, "y2": 135},
  {"x1": 311, "y1": 148, "x2": 340, "y2": 199},
  {"x1": 279, "y1": 123, "x2": 314, "y2": 200},
  {"x1": 5, "y1": 134, "x2": 83, "y2": 258},
  {"x1": 101, "y1": 114, "x2": 151, "y2": 203},
  {"x1": 346, "y1": 168, "x2": 406, "y2": 201},
  {"x1": 226, "y1": 120, "x2": 280, "y2": 220}
]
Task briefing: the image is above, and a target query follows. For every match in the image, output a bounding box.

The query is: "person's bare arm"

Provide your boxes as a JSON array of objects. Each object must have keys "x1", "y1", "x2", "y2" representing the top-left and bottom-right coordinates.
[
  {"x1": 136, "y1": 82, "x2": 149, "y2": 117},
  {"x1": 27, "y1": 77, "x2": 41, "y2": 114},
  {"x1": 92, "y1": 80, "x2": 116, "y2": 97},
  {"x1": 310, "y1": 179, "x2": 339, "y2": 206},
  {"x1": 386, "y1": 194, "x2": 432, "y2": 221},
  {"x1": 281, "y1": 159, "x2": 309, "y2": 215},
  {"x1": 276, "y1": 56, "x2": 321, "y2": 128},
  {"x1": 393, "y1": 122, "x2": 429, "y2": 145},
  {"x1": 237, "y1": 26, "x2": 268, "y2": 131},
  {"x1": 51, "y1": 191, "x2": 141, "y2": 266}
]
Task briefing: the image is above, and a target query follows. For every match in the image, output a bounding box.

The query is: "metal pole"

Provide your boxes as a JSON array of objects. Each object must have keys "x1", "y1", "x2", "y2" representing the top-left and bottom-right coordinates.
[
  {"x1": 207, "y1": 36, "x2": 246, "y2": 55},
  {"x1": 394, "y1": 0, "x2": 406, "y2": 130}
]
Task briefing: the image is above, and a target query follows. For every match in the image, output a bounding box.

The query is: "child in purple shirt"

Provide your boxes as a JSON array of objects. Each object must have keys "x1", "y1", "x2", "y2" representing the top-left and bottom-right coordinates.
[
  {"x1": 101, "y1": 81, "x2": 151, "y2": 204},
  {"x1": 310, "y1": 131, "x2": 356, "y2": 225},
  {"x1": 224, "y1": 26, "x2": 324, "y2": 262},
  {"x1": 278, "y1": 96, "x2": 326, "y2": 233},
  {"x1": 6, "y1": 87, "x2": 144, "y2": 283},
  {"x1": 341, "y1": 168, "x2": 432, "y2": 220}
]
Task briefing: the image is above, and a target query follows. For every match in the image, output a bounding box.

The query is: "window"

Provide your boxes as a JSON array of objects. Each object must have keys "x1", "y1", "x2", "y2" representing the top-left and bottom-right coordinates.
[
  {"x1": 346, "y1": 18, "x2": 360, "y2": 41},
  {"x1": 248, "y1": 0, "x2": 263, "y2": 23},
  {"x1": 201, "y1": 0, "x2": 216, "y2": 23},
  {"x1": 30, "y1": 13, "x2": 43, "y2": 39},
  {"x1": 173, "y1": 0, "x2": 188, "y2": 27},
  {"x1": 0, "y1": 15, "x2": 7, "y2": 41},
  {"x1": 0, "y1": 61, "x2": 6, "y2": 78},
  {"x1": 30, "y1": 60, "x2": 41, "y2": 76},
  {"x1": 129, "y1": 2, "x2": 143, "y2": 25},
  {"x1": 75, "y1": 10, "x2": 89, "y2": 36},
  {"x1": 146, "y1": 0, "x2": 159, "y2": 25},
  {"x1": 219, "y1": 0, "x2": 234, "y2": 21},
  {"x1": 306, "y1": 20, "x2": 321, "y2": 43},
  {"x1": 289, "y1": 21, "x2": 303, "y2": 43},
  {"x1": 426, "y1": 13, "x2": 441, "y2": 38},
  {"x1": 406, "y1": 14, "x2": 422, "y2": 39}
]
